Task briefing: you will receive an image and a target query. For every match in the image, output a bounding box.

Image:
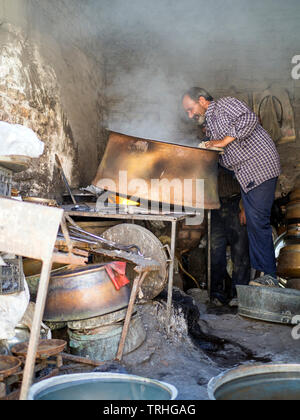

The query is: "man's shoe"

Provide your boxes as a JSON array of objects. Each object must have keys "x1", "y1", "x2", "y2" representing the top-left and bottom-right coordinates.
[
  {"x1": 228, "y1": 297, "x2": 239, "y2": 307},
  {"x1": 249, "y1": 274, "x2": 279, "y2": 288},
  {"x1": 211, "y1": 297, "x2": 224, "y2": 307}
]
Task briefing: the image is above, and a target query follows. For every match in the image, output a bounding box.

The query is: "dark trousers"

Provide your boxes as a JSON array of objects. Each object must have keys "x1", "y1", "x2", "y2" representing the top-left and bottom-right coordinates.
[
  {"x1": 211, "y1": 195, "x2": 251, "y2": 301},
  {"x1": 241, "y1": 177, "x2": 277, "y2": 277}
]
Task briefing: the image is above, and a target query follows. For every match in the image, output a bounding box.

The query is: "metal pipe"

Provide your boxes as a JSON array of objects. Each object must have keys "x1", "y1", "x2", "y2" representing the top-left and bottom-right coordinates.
[
  {"x1": 207, "y1": 210, "x2": 212, "y2": 301},
  {"x1": 68, "y1": 226, "x2": 144, "y2": 256},
  {"x1": 166, "y1": 220, "x2": 177, "y2": 329}
]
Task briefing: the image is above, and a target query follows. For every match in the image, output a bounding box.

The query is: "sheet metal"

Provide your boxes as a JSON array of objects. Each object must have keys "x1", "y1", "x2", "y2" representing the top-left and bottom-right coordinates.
[{"x1": 92, "y1": 131, "x2": 221, "y2": 210}]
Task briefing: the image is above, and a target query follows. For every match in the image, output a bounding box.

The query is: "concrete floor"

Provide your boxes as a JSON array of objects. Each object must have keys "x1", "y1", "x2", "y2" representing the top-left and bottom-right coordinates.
[{"x1": 121, "y1": 288, "x2": 300, "y2": 400}]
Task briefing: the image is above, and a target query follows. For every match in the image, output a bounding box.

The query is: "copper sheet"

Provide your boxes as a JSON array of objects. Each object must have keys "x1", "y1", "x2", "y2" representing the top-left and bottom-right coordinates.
[{"x1": 92, "y1": 132, "x2": 221, "y2": 210}]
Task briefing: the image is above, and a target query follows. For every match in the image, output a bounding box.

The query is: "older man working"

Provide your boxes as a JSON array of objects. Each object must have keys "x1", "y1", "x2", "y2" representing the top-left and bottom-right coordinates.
[{"x1": 182, "y1": 87, "x2": 281, "y2": 286}]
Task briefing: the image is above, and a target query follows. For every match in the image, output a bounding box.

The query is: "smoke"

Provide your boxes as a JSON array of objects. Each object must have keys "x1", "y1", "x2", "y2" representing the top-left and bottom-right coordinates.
[{"x1": 27, "y1": 0, "x2": 300, "y2": 144}]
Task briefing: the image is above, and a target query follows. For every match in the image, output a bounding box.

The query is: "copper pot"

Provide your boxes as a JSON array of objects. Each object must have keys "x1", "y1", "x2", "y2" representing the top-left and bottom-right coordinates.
[
  {"x1": 43, "y1": 264, "x2": 131, "y2": 322},
  {"x1": 286, "y1": 223, "x2": 300, "y2": 239},
  {"x1": 277, "y1": 244, "x2": 300, "y2": 278},
  {"x1": 92, "y1": 131, "x2": 221, "y2": 210},
  {"x1": 286, "y1": 201, "x2": 300, "y2": 221},
  {"x1": 290, "y1": 189, "x2": 300, "y2": 202}
]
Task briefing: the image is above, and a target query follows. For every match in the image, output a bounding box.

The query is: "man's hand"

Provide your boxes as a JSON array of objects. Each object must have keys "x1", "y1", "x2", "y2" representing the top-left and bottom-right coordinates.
[
  {"x1": 239, "y1": 209, "x2": 247, "y2": 226},
  {"x1": 205, "y1": 140, "x2": 225, "y2": 148},
  {"x1": 205, "y1": 136, "x2": 236, "y2": 149}
]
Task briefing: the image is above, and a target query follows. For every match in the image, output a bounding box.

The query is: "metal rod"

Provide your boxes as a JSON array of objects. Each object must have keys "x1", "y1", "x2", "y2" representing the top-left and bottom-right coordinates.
[
  {"x1": 166, "y1": 220, "x2": 177, "y2": 328},
  {"x1": 61, "y1": 352, "x2": 106, "y2": 367},
  {"x1": 207, "y1": 210, "x2": 212, "y2": 301},
  {"x1": 115, "y1": 271, "x2": 148, "y2": 361},
  {"x1": 55, "y1": 154, "x2": 77, "y2": 205},
  {"x1": 68, "y1": 225, "x2": 144, "y2": 256},
  {"x1": 19, "y1": 258, "x2": 53, "y2": 400}
]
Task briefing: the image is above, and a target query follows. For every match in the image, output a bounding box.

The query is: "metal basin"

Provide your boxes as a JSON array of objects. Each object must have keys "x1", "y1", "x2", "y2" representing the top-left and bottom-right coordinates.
[
  {"x1": 92, "y1": 131, "x2": 221, "y2": 210},
  {"x1": 43, "y1": 264, "x2": 131, "y2": 322},
  {"x1": 28, "y1": 372, "x2": 178, "y2": 400},
  {"x1": 68, "y1": 312, "x2": 146, "y2": 361},
  {"x1": 208, "y1": 364, "x2": 300, "y2": 400},
  {"x1": 236, "y1": 285, "x2": 300, "y2": 324}
]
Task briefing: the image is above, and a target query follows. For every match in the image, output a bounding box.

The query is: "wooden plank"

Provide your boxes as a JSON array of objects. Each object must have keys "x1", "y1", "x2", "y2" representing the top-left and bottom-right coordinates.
[
  {"x1": 0, "y1": 198, "x2": 63, "y2": 261},
  {"x1": 0, "y1": 198, "x2": 64, "y2": 400}
]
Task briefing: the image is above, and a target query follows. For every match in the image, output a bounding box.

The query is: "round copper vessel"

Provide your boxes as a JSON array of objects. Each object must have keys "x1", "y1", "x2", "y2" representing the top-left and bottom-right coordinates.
[
  {"x1": 286, "y1": 201, "x2": 300, "y2": 221},
  {"x1": 277, "y1": 244, "x2": 300, "y2": 278},
  {"x1": 286, "y1": 223, "x2": 300, "y2": 239},
  {"x1": 290, "y1": 189, "x2": 300, "y2": 202},
  {"x1": 43, "y1": 264, "x2": 131, "y2": 322}
]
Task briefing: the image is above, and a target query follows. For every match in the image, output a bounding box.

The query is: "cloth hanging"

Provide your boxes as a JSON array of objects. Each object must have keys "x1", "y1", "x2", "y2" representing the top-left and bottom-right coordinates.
[
  {"x1": 253, "y1": 85, "x2": 296, "y2": 145},
  {"x1": 105, "y1": 262, "x2": 130, "y2": 291}
]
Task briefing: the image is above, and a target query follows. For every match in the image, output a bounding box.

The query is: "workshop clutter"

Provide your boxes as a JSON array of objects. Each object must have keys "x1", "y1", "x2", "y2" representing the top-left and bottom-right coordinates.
[{"x1": 21, "y1": 261, "x2": 146, "y2": 361}]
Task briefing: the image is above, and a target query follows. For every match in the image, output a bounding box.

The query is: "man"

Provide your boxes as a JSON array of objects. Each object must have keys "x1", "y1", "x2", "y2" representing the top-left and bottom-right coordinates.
[
  {"x1": 210, "y1": 166, "x2": 251, "y2": 306},
  {"x1": 182, "y1": 87, "x2": 281, "y2": 285}
]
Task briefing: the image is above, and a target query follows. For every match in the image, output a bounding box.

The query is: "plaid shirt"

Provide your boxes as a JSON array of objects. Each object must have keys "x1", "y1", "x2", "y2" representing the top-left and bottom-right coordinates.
[{"x1": 205, "y1": 97, "x2": 281, "y2": 193}]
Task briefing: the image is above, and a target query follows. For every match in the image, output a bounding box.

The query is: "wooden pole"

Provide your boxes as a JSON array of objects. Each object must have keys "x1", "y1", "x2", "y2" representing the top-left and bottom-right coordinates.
[{"x1": 19, "y1": 259, "x2": 53, "y2": 400}]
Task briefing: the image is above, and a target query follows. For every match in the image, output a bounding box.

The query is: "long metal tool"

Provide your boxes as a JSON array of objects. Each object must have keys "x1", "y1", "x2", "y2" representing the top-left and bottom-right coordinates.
[
  {"x1": 55, "y1": 154, "x2": 90, "y2": 212},
  {"x1": 67, "y1": 225, "x2": 144, "y2": 256},
  {"x1": 55, "y1": 154, "x2": 76, "y2": 205}
]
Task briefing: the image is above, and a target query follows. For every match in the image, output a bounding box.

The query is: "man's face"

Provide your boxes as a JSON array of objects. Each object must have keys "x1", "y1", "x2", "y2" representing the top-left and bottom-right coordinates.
[{"x1": 182, "y1": 95, "x2": 206, "y2": 124}]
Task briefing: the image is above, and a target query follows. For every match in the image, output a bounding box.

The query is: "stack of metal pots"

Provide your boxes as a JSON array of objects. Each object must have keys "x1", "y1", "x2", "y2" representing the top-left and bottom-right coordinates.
[
  {"x1": 277, "y1": 188, "x2": 300, "y2": 288},
  {"x1": 42, "y1": 264, "x2": 146, "y2": 361}
]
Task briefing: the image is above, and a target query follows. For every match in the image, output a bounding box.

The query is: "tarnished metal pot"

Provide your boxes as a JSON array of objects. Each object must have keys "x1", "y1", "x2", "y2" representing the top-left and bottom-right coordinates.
[
  {"x1": 236, "y1": 285, "x2": 300, "y2": 324},
  {"x1": 92, "y1": 131, "x2": 221, "y2": 210},
  {"x1": 208, "y1": 364, "x2": 300, "y2": 400},
  {"x1": 277, "y1": 244, "x2": 300, "y2": 278},
  {"x1": 43, "y1": 264, "x2": 131, "y2": 322},
  {"x1": 68, "y1": 313, "x2": 146, "y2": 361}
]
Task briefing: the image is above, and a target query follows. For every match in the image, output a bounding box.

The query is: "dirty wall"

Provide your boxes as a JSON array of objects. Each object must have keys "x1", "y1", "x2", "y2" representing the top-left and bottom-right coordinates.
[{"x1": 0, "y1": 0, "x2": 106, "y2": 196}]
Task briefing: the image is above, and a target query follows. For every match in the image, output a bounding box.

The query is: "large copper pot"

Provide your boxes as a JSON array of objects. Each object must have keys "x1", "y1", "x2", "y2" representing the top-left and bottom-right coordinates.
[
  {"x1": 290, "y1": 189, "x2": 300, "y2": 202},
  {"x1": 277, "y1": 244, "x2": 300, "y2": 278},
  {"x1": 43, "y1": 264, "x2": 131, "y2": 322},
  {"x1": 286, "y1": 223, "x2": 300, "y2": 239},
  {"x1": 92, "y1": 131, "x2": 221, "y2": 210},
  {"x1": 286, "y1": 201, "x2": 300, "y2": 221}
]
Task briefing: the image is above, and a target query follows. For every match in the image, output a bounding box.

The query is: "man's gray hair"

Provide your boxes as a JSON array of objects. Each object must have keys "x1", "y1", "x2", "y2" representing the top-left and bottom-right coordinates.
[{"x1": 183, "y1": 87, "x2": 214, "y2": 102}]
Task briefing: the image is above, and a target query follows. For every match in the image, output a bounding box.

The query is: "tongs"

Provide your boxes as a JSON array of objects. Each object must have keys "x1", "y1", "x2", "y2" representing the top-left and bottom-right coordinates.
[{"x1": 59, "y1": 224, "x2": 144, "y2": 257}]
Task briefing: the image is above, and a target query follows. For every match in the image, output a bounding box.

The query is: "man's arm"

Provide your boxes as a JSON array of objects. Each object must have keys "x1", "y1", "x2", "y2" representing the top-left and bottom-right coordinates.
[
  {"x1": 205, "y1": 98, "x2": 259, "y2": 149},
  {"x1": 205, "y1": 136, "x2": 235, "y2": 148}
]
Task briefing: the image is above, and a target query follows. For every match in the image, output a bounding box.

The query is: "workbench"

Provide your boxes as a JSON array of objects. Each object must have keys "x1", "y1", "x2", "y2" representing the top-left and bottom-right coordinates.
[{"x1": 63, "y1": 204, "x2": 199, "y2": 326}]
